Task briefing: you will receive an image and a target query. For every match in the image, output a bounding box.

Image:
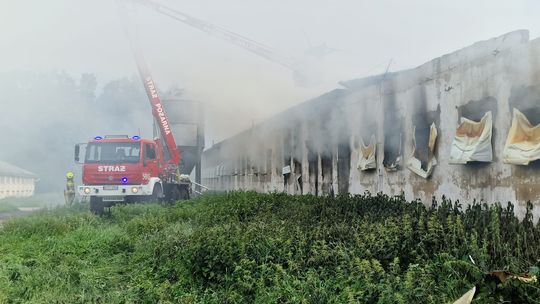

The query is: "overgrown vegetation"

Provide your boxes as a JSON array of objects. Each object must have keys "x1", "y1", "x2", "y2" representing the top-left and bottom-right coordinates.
[{"x1": 0, "y1": 192, "x2": 539, "y2": 303}]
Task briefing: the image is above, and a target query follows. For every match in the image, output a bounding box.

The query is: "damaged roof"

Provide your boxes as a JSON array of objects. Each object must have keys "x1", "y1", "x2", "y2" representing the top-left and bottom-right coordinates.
[
  {"x1": 340, "y1": 30, "x2": 530, "y2": 92},
  {"x1": 0, "y1": 161, "x2": 37, "y2": 178}
]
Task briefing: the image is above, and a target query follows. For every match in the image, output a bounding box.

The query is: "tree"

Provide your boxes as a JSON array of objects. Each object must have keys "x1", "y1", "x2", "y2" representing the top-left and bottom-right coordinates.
[{"x1": 79, "y1": 73, "x2": 97, "y2": 102}]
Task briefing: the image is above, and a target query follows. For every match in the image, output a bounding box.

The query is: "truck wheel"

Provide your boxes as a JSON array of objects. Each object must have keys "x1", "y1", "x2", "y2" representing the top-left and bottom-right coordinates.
[
  {"x1": 90, "y1": 197, "x2": 104, "y2": 215},
  {"x1": 147, "y1": 185, "x2": 161, "y2": 203},
  {"x1": 166, "y1": 186, "x2": 181, "y2": 204},
  {"x1": 179, "y1": 186, "x2": 190, "y2": 200}
]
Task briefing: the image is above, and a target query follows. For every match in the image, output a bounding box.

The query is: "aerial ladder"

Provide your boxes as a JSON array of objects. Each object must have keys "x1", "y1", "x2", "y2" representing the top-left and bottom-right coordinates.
[
  {"x1": 120, "y1": 2, "x2": 181, "y2": 178},
  {"x1": 75, "y1": 3, "x2": 193, "y2": 214},
  {"x1": 125, "y1": 0, "x2": 314, "y2": 86}
]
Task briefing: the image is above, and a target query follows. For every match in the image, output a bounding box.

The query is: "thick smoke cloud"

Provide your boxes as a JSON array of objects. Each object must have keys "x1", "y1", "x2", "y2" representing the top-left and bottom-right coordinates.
[{"x1": 0, "y1": 0, "x2": 539, "y2": 194}]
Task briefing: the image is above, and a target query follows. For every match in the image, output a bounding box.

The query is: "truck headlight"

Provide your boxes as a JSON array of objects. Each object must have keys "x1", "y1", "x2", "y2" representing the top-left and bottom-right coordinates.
[
  {"x1": 83, "y1": 187, "x2": 91, "y2": 194},
  {"x1": 131, "y1": 187, "x2": 139, "y2": 194}
]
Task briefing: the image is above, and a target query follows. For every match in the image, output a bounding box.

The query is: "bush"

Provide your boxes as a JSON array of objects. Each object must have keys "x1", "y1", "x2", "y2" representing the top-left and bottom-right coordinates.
[{"x1": 0, "y1": 192, "x2": 538, "y2": 303}]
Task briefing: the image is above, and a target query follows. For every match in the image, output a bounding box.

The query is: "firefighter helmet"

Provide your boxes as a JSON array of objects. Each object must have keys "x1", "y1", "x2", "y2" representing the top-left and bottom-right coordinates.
[{"x1": 66, "y1": 171, "x2": 74, "y2": 179}]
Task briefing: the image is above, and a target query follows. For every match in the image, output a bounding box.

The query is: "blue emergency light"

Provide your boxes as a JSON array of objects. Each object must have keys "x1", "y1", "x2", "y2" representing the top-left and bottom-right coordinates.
[
  {"x1": 94, "y1": 136, "x2": 103, "y2": 140},
  {"x1": 121, "y1": 177, "x2": 128, "y2": 184},
  {"x1": 132, "y1": 136, "x2": 141, "y2": 140}
]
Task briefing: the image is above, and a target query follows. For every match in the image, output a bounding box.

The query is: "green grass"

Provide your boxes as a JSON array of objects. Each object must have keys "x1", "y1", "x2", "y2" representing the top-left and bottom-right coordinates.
[{"x1": 0, "y1": 192, "x2": 539, "y2": 303}]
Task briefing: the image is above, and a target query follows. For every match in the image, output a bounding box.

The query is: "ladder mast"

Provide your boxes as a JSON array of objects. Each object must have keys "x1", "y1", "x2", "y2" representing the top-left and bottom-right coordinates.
[{"x1": 129, "y1": 0, "x2": 298, "y2": 70}]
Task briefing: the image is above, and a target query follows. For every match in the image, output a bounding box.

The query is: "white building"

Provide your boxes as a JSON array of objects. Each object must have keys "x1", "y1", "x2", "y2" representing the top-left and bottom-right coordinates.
[{"x1": 0, "y1": 161, "x2": 38, "y2": 199}]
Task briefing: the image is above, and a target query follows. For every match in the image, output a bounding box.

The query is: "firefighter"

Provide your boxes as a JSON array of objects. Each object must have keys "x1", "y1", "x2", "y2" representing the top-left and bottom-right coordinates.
[{"x1": 64, "y1": 171, "x2": 75, "y2": 206}]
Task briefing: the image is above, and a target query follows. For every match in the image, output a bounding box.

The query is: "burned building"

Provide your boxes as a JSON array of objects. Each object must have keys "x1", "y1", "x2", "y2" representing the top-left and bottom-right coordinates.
[{"x1": 202, "y1": 30, "x2": 540, "y2": 219}]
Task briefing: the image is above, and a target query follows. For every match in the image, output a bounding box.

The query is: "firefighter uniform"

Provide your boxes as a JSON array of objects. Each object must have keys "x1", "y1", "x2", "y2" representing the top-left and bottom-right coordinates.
[{"x1": 64, "y1": 172, "x2": 76, "y2": 206}]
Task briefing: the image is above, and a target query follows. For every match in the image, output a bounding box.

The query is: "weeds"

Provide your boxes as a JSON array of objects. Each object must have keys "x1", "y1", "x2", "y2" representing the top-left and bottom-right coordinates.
[{"x1": 0, "y1": 192, "x2": 538, "y2": 303}]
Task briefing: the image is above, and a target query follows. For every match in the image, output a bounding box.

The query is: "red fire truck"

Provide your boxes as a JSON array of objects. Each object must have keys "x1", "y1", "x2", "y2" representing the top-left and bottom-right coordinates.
[
  {"x1": 75, "y1": 109, "x2": 192, "y2": 212},
  {"x1": 75, "y1": 132, "x2": 190, "y2": 214},
  {"x1": 75, "y1": 92, "x2": 191, "y2": 213}
]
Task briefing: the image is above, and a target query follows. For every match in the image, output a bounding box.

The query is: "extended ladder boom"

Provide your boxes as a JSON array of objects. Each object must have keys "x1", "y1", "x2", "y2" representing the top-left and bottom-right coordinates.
[{"x1": 129, "y1": 0, "x2": 298, "y2": 71}]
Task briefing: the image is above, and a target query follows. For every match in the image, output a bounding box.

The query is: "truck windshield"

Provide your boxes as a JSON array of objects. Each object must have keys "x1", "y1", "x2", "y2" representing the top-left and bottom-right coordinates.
[{"x1": 85, "y1": 142, "x2": 141, "y2": 164}]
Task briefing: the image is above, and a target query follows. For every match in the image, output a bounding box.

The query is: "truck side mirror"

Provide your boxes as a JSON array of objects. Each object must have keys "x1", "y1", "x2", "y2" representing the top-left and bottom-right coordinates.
[{"x1": 75, "y1": 144, "x2": 80, "y2": 162}]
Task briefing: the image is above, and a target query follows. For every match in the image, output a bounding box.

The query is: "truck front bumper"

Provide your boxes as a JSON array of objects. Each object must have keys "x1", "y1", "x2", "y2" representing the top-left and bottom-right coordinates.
[{"x1": 78, "y1": 184, "x2": 154, "y2": 201}]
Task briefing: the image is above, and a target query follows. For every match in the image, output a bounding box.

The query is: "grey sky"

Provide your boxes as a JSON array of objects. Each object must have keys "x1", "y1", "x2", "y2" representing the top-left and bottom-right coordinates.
[{"x1": 1, "y1": 0, "x2": 539, "y2": 142}]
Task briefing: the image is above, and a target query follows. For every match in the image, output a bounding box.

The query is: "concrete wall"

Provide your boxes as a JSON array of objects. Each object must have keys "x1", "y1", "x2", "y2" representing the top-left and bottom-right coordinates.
[
  {"x1": 202, "y1": 30, "x2": 540, "y2": 219},
  {"x1": 0, "y1": 176, "x2": 36, "y2": 199}
]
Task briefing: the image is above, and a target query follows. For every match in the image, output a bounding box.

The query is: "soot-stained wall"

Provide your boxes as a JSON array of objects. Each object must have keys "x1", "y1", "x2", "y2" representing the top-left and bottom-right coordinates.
[{"x1": 202, "y1": 30, "x2": 540, "y2": 220}]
